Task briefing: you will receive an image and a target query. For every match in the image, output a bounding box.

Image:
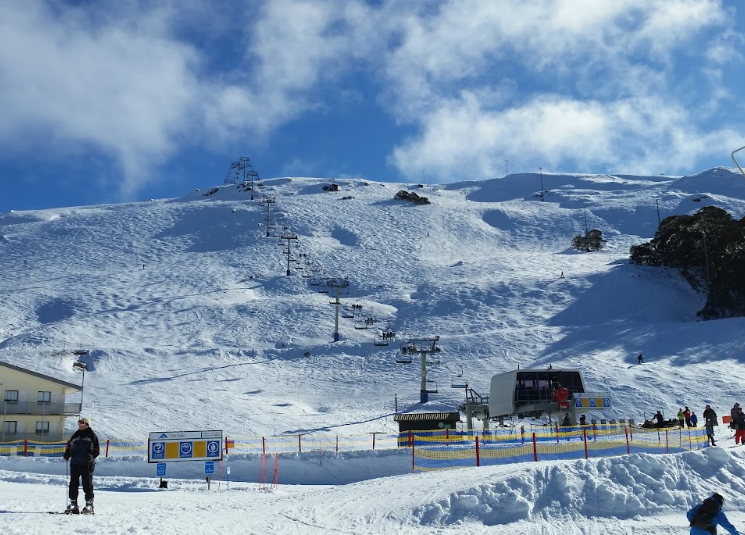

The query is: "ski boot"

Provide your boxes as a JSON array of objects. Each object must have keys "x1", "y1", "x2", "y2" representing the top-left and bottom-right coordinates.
[
  {"x1": 65, "y1": 501, "x2": 79, "y2": 515},
  {"x1": 81, "y1": 499, "x2": 94, "y2": 515}
]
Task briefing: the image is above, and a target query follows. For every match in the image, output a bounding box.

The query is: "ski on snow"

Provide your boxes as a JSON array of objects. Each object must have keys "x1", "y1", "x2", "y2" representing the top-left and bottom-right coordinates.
[{"x1": 48, "y1": 511, "x2": 96, "y2": 515}]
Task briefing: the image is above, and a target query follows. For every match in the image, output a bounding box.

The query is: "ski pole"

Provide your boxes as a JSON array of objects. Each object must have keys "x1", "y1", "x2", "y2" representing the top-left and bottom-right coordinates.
[{"x1": 64, "y1": 459, "x2": 68, "y2": 510}]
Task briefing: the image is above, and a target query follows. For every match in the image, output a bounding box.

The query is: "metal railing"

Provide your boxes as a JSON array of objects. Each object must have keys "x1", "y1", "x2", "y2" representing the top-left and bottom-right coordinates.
[
  {"x1": 1, "y1": 402, "x2": 81, "y2": 416},
  {"x1": 1, "y1": 431, "x2": 66, "y2": 443}
]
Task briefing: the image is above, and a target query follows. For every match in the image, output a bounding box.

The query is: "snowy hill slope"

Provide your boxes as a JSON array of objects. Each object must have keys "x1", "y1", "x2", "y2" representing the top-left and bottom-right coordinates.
[{"x1": 1, "y1": 168, "x2": 745, "y2": 440}]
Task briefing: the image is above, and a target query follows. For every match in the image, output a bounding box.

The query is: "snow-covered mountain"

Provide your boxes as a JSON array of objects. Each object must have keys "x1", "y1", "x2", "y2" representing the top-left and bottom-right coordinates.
[
  {"x1": 2, "y1": 167, "x2": 745, "y2": 534},
  {"x1": 3, "y1": 167, "x2": 744, "y2": 438}
]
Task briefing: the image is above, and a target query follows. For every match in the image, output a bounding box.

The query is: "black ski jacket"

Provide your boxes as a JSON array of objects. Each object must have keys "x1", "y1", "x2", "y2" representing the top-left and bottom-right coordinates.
[{"x1": 63, "y1": 427, "x2": 100, "y2": 466}]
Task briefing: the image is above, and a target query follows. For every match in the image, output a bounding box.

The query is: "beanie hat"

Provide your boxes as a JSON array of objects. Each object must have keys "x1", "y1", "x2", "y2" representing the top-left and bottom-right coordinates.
[
  {"x1": 711, "y1": 493, "x2": 724, "y2": 506},
  {"x1": 79, "y1": 417, "x2": 91, "y2": 427}
]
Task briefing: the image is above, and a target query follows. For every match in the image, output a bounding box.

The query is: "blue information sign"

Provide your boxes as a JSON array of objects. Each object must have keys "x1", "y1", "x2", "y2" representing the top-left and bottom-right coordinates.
[
  {"x1": 206, "y1": 440, "x2": 220, "y2": 458},
  {"x1": 151, "y1": 442, "x2": 165, "y2": 460},
  {"x1": 156, "y1": 462, "x2": 167, "y2": 476},
  {"x1": 179, "y1": 441, "x2": 193, "y2": 459},
  {"x1": 205, "y1": 461, "x2": 215, "y2": 475}
]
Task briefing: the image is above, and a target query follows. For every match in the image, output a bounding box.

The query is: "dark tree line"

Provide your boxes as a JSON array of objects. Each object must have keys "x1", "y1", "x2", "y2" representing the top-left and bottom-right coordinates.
[{"x1": 629, "y1": 206, "x2": 745, "y2": 319}]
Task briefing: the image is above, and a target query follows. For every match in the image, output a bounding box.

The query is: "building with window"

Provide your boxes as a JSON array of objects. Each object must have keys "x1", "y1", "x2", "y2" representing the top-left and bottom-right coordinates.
[{"x1": 1, "y1": 361, "x2": 82, "y2": 442}]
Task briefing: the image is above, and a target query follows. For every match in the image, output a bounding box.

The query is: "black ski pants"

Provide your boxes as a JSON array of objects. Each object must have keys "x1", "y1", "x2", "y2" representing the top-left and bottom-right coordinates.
[{"x1": 69, "y1": 463, "x2": 94, "y2": 502}]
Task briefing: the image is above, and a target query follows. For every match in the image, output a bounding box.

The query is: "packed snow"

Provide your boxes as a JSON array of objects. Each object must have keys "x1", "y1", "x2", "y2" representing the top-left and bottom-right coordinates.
[{"x1": 2, "y1": 168, "x2": 745, "y2": 534}]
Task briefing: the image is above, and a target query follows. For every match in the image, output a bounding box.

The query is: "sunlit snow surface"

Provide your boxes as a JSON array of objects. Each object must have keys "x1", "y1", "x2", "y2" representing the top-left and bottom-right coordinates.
[{"x1": 2, "y1": 169, "x2": 745, "y2": 533}]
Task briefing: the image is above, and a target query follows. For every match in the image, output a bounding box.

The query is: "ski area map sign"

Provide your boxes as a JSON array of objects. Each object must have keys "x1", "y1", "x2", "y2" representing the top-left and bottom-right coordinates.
[{"x1": 148, "y1": 430, "x2": 223, "y2": 463}]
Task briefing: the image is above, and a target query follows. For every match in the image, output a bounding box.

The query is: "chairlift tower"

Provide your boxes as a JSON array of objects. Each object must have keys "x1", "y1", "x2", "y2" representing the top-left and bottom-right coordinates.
[
  {"x1": 225, "y1": 166, "x2": 239, "y2": 185},
  {"x1": 262, "y1": 197, "x2": 276, "y2": 237},
  {"x1": 229, "y1": 157, "x2": 252, "y2": 185},
  {"x1": 248, "y1": 169, "x2": 259, "y2": 200},
  {"x1": 326, "y1": 276, "x2": 350, "y2": 342},
  {"x1": 279, "y1": 229, "x2": 299, "y2": 276},
  {"x1": 397, "y1": 336, "x2": 441, "y2": 403}
]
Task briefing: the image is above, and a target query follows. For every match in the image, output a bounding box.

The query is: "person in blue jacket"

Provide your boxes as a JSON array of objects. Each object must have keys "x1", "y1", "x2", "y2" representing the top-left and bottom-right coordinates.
[{"x1": 687, "y1": 493, "x2": 740, "y2": 535}]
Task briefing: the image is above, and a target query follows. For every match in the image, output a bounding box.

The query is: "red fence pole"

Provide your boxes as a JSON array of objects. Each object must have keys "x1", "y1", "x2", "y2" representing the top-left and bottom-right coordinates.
[
  {"x1": 532, "y1": 433, "x2": 538, "y2": 462},
  {"x1": 411, "y1": 444, "x2": 415, "y2": 471},
  {"x1": 665, "y1": 430, "x2": 669, "y2": 454},
  {"x1": 298, "y1": 434, "x2": 302, "y2": 453},
  {"x1": 408, "y1": 430, "x2": 413, "y2": 448},
  {"x1": 446, "y1": 428, "x2": 449, "y2": 445},
  {"x1": 475, "y1": 436, "x2": 480, "y2": 467},
  {"x1": 24, "y1": 439, "x2": 28, "y2": 457},
  {"x1": 555, "y1": 423, "x2": 559, "y2": 444},
  {"x1": 688, "y1": 429, "x2": 692, "y2": 450},
  {"x1": 336, "y1": 435, "x2": 339, "y2": 453},
  {"x1": 372, "y1": 433, "x2": 376, "y2": 450},
  {"x1": 625, "y1": 427, "x2": 630, "y2": 454},
  {"x1": 521, "y1": 426, "x2": 525, "y2": 445},
  {"x1": 105, "y1": 439, "x2": 110, "y2": 458},
  {"x1": 583, "y1": 429, "x2": 588, "y2": 459},
  {"x1": 273, "y1": 455, "x2": 279, "y2": 489},
  {"x1": 262, "y1": 436, "x2": 266, "y2": 455}
]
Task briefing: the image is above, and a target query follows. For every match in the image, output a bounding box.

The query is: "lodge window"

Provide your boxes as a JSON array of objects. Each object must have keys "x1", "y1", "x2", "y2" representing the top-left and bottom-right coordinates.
[
  {"x1": 2, "y1": 421, "x2": 17, "y2": 435},
  {"x1": 35, "y1": 421, "x2": 50, "y2": 435},
  {"x1": 4, "y1": 390, "x2": 19, "y2": 403},
  {"x1": 37, "y1": 391, "x2": 51, "y2": 405},
  {"x1": 514, "y1": 371, "x2": 585, "y2": 403}
]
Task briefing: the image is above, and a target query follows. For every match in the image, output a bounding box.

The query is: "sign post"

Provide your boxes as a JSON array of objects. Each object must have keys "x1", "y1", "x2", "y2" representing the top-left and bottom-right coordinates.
[{"x1": 148, "y1": 430, "x2": 223, "y2": 489}]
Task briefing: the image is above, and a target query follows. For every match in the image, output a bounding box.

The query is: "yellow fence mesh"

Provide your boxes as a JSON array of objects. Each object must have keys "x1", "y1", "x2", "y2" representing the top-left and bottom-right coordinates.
[{"x1": 0, "y1": 425, "x2": 708, "y2": 468}]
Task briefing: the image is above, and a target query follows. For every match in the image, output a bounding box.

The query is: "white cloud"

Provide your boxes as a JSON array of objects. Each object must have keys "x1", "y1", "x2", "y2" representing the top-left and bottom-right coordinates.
[
  {"x1": 381, "y1": 0, "x2": 743, "y2": 179},
  {"x1": 202, "y1": 0, "x2": 383, "y2": 147},
  {"x1": 0, "y1": 1, "x2": 201, "y2": 196},
  {"x1": 389, "y1": 92, "x2": 743, "y2": 179},
  {"x1": 0, "y1": 0, "x2": 743, "y2": 198}
]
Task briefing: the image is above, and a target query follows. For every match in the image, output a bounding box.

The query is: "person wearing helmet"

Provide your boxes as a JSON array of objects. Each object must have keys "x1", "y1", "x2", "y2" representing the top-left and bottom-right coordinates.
[
  {"x1": 687, "y1": 493, "x2": 740, "y2": 535},
  {"x1": 62, "y1": 417, "x2": 100, "y2": 514}
]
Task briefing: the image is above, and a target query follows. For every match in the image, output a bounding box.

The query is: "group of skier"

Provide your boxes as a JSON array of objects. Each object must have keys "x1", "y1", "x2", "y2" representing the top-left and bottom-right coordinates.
[
  {"x1": 648, "y1": 404, "x2": 719, "y2": 446},
  {"x1": 676, "y1": 406, "x2": 698, "y2": 428}
]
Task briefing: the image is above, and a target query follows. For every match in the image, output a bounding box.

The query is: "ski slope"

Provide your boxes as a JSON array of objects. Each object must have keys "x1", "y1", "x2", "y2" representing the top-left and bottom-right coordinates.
[{"x1": 2, "y1": 167, "x2": 745, "y2": 533}]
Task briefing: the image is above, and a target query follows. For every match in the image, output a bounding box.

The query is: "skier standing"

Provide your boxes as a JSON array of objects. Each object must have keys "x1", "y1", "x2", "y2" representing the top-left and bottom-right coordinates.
[
  {"x1": 63, "y1": 417, "x2": 99, "y2": 514},
  {"x1": 703, "y1": 404, "x2": 717, "y2": 424},
  {"x1": 730, "y1": 403, "x2": 740, "y2": 430},
  {"x1": 705, "y1": 416, "x2": 717, "y2": 446},
  {"x1": 733, "y1": 407, "x2": 745, "y2": 446}
]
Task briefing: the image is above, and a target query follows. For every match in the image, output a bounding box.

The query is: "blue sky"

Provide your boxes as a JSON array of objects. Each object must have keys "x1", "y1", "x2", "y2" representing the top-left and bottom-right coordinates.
[{"x1": 3, "y1": 0, "x2": 745, "y2": 213}]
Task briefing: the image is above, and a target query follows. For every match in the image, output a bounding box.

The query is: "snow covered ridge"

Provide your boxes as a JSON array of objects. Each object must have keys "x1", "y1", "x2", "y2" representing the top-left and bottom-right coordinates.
[
  {"x1": 2, "y1": 447, "x2": 745, "y2": 533},
  {"x1": 1, "y1": 170, "x2": 745, "y2": 441},
  {"x1": 0, "y1": 173, "x2": 745, "y2": 437},
  {"x1": 3, "y1": 169, "x2": 745, "y2": 532},
  {"x1": 411, "y1": 447, "x2": 745, "y2": 525}
]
